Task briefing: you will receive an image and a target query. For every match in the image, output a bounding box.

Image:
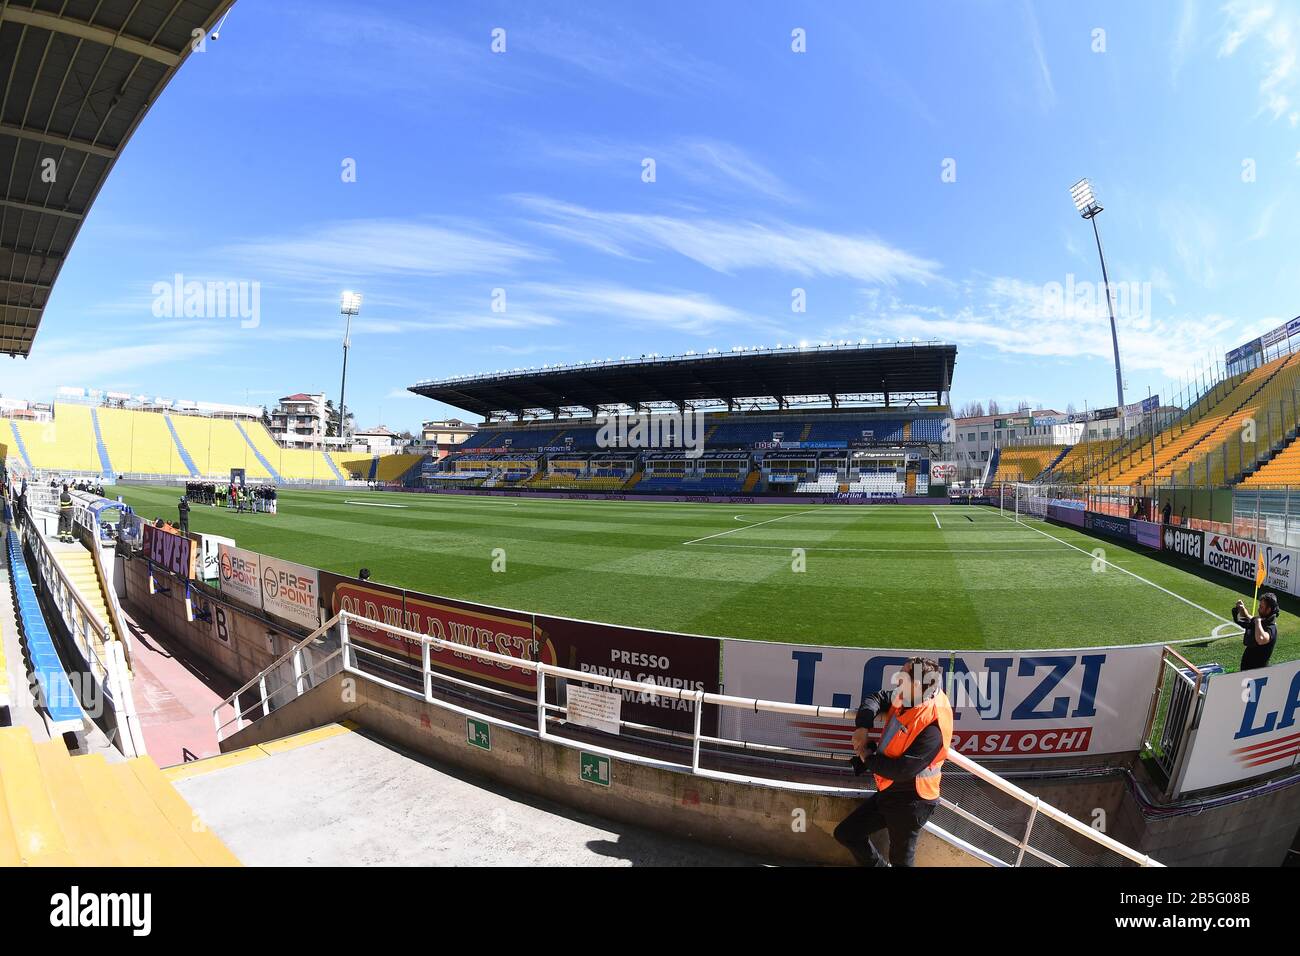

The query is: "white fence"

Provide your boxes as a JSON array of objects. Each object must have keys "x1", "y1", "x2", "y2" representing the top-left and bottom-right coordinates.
[{"x1": 214, "y1": 610, "x2": 1162, "y2": 868}]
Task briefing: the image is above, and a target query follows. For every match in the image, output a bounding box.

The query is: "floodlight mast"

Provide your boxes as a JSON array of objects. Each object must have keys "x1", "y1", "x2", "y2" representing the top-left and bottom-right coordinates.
[
  {"x1": 338, "y1": 291, "x2": 362, "y2": 445},
  {"x1": 1070, "y1": 178, "x2": 1125, "y2": 410}
]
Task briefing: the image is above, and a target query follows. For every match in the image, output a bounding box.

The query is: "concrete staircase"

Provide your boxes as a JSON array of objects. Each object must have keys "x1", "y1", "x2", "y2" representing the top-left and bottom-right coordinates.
[
  {"x1": 0, "y1": 725, "x2": 240, "y2": 865},
  {"x1": 52, "y1": 546, "x2": 122, "y2": 650},
  {"x1": 90, "y1": 408, "x2": 114, "y2": 479}
]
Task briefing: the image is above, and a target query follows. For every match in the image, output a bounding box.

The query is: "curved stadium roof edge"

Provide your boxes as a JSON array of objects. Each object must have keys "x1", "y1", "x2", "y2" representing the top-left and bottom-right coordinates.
[
  {"x1": 409, "y1": 341, "x2": 958, "y2": 419},
  {"x1": 1, "y1": 0, "x2": 237, "y2": 357}
]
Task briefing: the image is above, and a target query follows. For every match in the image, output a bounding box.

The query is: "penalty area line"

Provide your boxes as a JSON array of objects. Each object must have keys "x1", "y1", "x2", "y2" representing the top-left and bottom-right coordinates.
[
  {"x1": 343, "y1": 500, "x2": 408, "y2": 508},
  {"x1": 997, "y1": 513, "x2": 1230, "y2": 624}
]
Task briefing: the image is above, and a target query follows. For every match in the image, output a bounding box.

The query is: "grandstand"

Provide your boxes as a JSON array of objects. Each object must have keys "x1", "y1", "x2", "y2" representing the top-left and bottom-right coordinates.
[
  {"x1": 0, "y1": 401, "x2": 423, "y2": 486},
  {"x1": 410, "y1": 342, "x2": 955, "y2": 497},
  {"x1": 1087, "y1": 351, "x2": 1300, "y2": 487},
  {"x1": 985, "y1": 445, "x2": 1069, "y2": 485}
]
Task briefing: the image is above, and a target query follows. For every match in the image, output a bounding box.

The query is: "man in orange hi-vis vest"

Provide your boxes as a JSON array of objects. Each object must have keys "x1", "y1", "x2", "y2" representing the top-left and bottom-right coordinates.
[{"x1": 834, "y1": 656, "x2": 954, "y2": 867}]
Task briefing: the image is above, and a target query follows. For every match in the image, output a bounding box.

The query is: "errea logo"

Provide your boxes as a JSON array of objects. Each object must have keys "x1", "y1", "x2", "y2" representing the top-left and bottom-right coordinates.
[{"x1": 50, "y1": 886, "x2": 151, "y2": 936}]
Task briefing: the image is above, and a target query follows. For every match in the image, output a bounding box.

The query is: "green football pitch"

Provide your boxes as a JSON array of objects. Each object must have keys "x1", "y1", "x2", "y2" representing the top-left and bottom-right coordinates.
[{"x1": 109, "y1": 485, "x2": 1297, "y2": 670}]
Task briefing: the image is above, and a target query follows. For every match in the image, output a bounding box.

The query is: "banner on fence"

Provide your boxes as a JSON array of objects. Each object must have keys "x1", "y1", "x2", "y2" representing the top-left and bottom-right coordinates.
[
  {"x1": 1178, "y1": 659, "x2": 1300, "y2": 793},
  {"x1": 326, "y1": 578, "x2": 552, "y2": 693},
  {"x1": 1204, "y1": 533, "x2": 1298, "y2": 596},
  {"x1": 1163, "y1": 526, "x2": 1205, "y2": 562},
  {"x1": 216, "y1": 544, "x2": 262, "y2": 609},
  {"x1": 717, "y1": 639, "x2": 1161, "y2": 757},
  {"x1": 142, "y1": 523, "x2": 195, "y2": 578},
  {"x1": 1131, "y1": 519, "x2": 1162, "y2": 550},
  {"x1": 536, "y1": 615, "x2": 721, "y2": 735},
  {"x1": 1087, "y1": 513, "x2": 1131, "y2": 541},
  {"x1": 259, "y1": 555, "x2": 321, "y2": 630}
]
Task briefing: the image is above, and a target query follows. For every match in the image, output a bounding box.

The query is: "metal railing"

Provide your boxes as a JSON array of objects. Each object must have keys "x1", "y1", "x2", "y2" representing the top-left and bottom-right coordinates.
[
  {"x1": 15, "y1": 504, "x2": 145, "y2": 756},
  {"x1": 213, "y1": 610, "x2": 1161, "y2": 867},
  {"x1": 1143, "y1": 645, "x2": 1215, "y2": 794}
]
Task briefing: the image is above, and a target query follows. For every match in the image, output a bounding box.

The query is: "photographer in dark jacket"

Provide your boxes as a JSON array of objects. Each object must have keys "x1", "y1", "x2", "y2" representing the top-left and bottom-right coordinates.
[
  {"x1": 1233, "y1": 594, "x2": 1279, "y2": 671},
  {"x1": 833, "y1": 656, "x2": 953, "y2": 867}
]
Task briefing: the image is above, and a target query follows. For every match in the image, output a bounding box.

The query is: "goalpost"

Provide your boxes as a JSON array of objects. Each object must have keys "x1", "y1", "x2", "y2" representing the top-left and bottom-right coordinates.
[{"x1": 1010, "y1": 482, "x2": 1050, "y2": 522}]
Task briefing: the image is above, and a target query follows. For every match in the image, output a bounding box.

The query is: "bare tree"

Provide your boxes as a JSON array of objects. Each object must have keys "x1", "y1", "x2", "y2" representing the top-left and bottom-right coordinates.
[
  {"x1": 987, "y1": 400, "x2": 1001, "y2": 416},
  {"x1": 957, "y1": 401, "x2": 984, "y2": 418}
]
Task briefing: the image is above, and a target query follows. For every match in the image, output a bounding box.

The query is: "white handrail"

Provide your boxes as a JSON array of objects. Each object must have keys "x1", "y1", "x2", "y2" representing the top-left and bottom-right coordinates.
[
  {"x1": 16, "y1": 507, "x2": 145, "y2": 757},
  {"x1": 213, "y1": 610, "x2": 1161, "y2": 867}
]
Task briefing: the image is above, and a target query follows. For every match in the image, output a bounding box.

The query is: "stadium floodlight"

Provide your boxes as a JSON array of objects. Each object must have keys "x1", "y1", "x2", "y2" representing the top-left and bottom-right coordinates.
[
  {"x1": 1069, "y1": 177, "x2": 1124, "y2": 408},
  {"x1": 336, "y1": 290, "x2": 362, "y2": 445}
]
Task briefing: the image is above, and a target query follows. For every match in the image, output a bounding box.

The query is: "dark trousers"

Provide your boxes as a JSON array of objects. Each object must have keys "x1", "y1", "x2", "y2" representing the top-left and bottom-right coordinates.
[
  {"x1": 179, "y1": 516, "x2": 189, "y2": 534},
  {"x1": 834, "y1": 791, "x2": 937, "y2": 867},
  {"x1": 58, "y1": 510, "x2": 72, "y2": 538}
]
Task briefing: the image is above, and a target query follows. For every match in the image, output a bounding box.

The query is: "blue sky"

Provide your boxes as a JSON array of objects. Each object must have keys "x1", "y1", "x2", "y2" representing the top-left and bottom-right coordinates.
[{"x1": 10, "y1": 0, "x2": 1300, "y2": 429}]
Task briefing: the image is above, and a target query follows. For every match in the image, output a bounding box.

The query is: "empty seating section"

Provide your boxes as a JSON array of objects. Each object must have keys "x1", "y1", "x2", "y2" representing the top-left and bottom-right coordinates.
[
  {"x1": 1242, "y1": 441, "x2": 1300, "y2": 487},
  {"x1": 1042, "y1": 440, "x2": 1119, "y2": 482},
  {"x1": 0, "y1": 725, "x2": 241, "y2": 866},
  {"x1": 797, "y1": 472, "x2": 840, "y2": 494},
  {"x1": 6, "y1": 404, "x2": 99, "y2": 472},
  {"x1": 1100, "y1": 354, "x2": 1300, "y2": 486},
  {"x1": 168, "y1": 414, "x2": 272, "y2": 480},
  {"x1": 847, "y1": 474, "x2": 906, "y2": 494},
  {"x1": 96, "y1": 405, "x2": 182, "y2": 475},
  {"x1": 473, "y1": 412, "x2": 947, "y2": 453},
  {"x1": 988, "y1": 445, "x2": 1067, "y2": 484}
]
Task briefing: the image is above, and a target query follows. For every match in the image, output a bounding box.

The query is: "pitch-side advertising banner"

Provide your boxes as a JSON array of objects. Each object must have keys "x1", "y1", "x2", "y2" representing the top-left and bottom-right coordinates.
[
  {"x1": 929, "y1": 461, "x2": 958, "y2": 484},
  {"x1": 1203, "y1": 532, "x2": 1299, "y2": 596},
  {"x1": 259, "y1": 556, "x2": 320, "y2": 630},
  {"x1": 718, "y1": 639, "x2": 1162, "y2": 757},
  {"x1": 1179, "y1": 659, "x2": 1300, "y2": 793},
  {"x1": 1162, "y1": 526, "x2": 1205, "y2": 563},
  {"x1": 216, "y1": 544, "x2": 262, "y2": 609},
  {"x1": 326, "y1": 578, "x2": 552, "y2": 693},
  {"x1": 142, "y1": 523, "x2": 195, "y2": 578},
  {"x1": 535, "y1": 615, "x2": 721, "y2": 735}
]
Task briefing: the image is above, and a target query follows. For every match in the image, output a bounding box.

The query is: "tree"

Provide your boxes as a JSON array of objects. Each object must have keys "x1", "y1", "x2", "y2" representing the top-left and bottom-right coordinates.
[
  {"x1": 957, "y1": 401, "x2": 984, "y2": 418},
  {"x1": 987, "y1": 400, "x2": 1001, "y2": 416},
  {"x1": 1017, "y1": 400, "x2": 1030, "y2": 412},
  {"x1": 324, "y1": 399, "x2": 356, "y2": 439}
]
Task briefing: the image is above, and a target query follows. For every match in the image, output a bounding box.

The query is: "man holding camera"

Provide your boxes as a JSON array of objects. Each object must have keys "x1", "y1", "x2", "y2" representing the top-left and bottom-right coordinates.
[
  {"x1": 1233, "y1": 595, "x2": 1279, "y2": 671},
  {"x1": 834, "y1": 656, "x2": 954, "y2": 867}
]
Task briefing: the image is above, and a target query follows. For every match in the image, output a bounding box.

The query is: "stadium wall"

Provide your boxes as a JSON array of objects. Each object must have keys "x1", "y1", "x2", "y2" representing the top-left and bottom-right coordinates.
[
  {"x1": 118, "y1": 517, "x2": 1300, "y2": 865},
  {"x1": 216, "y1": 668, "x2": 981, "y2": 866}
]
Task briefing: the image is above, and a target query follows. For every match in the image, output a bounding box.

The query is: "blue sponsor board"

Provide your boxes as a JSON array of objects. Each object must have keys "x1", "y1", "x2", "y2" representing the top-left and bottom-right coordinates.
[{"x1": 1086, "y1": 513, "x2": 1131, "y2": 540}]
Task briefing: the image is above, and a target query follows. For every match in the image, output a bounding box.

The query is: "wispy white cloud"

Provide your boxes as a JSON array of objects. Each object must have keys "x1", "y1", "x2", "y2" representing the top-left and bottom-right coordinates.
[
  {"x1": 1172, "y1": 0, "x2": 1199, "y2": 85},
  {"x1": 1021, "y1": 0, "x2": 1056, "y2": 110},
  {"x1": 1219, "y1": 0, "x2": 1300, "y2": 121},
  {"x1": 520, "y1": 282, "x2": 770, "y2": 335},
  {"x1": 1160, "y1": 201, "x2": 1220, "y2": 286},
  {"x1": 834, "y1": 278, "x2": 1236, "y2": 380},
  {"x1": 537, "y1": 137, "x2": 797, "y2": 204},
  {"x1": 515, "y1": 196, "x2": 940, "y2": 284},
  {"x1": 223, "y1": 219, "x2": 547, "y2": 285}
]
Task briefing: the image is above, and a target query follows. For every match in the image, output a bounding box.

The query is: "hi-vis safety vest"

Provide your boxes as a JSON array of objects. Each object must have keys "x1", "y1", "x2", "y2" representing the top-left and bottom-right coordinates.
[
  {"x1": 874, "y1": 689, "x2": 954, "y2": 801},
  {"x1": 59, "y1": 493, "x2": 72, "y2": 511}
]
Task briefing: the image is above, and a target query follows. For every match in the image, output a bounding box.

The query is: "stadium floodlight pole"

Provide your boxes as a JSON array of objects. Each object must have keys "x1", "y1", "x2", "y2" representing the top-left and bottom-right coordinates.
[
  {"x1": 337, "y1": 291, "x2": 362, "y2": 447},
  {"x1": 1070, "y1": 178, "x2": 1125, "y2": 410}
]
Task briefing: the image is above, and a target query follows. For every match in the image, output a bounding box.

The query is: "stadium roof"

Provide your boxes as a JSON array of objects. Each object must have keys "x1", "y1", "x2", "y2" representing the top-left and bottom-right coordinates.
[
  {"x1": 1, "y1": 0, "x2": 235, "y2": 357},
  {"x1": 410, "y1": 341, "x2": 957, "y2": 420}
]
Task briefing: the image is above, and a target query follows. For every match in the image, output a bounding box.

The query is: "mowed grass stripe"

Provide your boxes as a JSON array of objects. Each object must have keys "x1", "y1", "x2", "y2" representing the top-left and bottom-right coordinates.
[{"x1": 107, "y1": 487, "x2": 1298, "y2": 663}]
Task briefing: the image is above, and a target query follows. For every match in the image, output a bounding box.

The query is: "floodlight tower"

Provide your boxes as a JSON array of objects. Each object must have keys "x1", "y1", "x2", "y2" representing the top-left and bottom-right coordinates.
[
  {"x1": 1070, "y1": 178, "x2": 1124, "y2": 410},
  {"x1": 337, "y1": 291, "x2": 362, "y2": 444}
]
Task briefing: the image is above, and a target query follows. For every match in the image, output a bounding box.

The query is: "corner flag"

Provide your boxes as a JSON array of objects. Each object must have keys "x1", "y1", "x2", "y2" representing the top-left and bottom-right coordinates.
[{"x1": 1253, "y1": 550, "x2": 1267, "y2": 614}]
